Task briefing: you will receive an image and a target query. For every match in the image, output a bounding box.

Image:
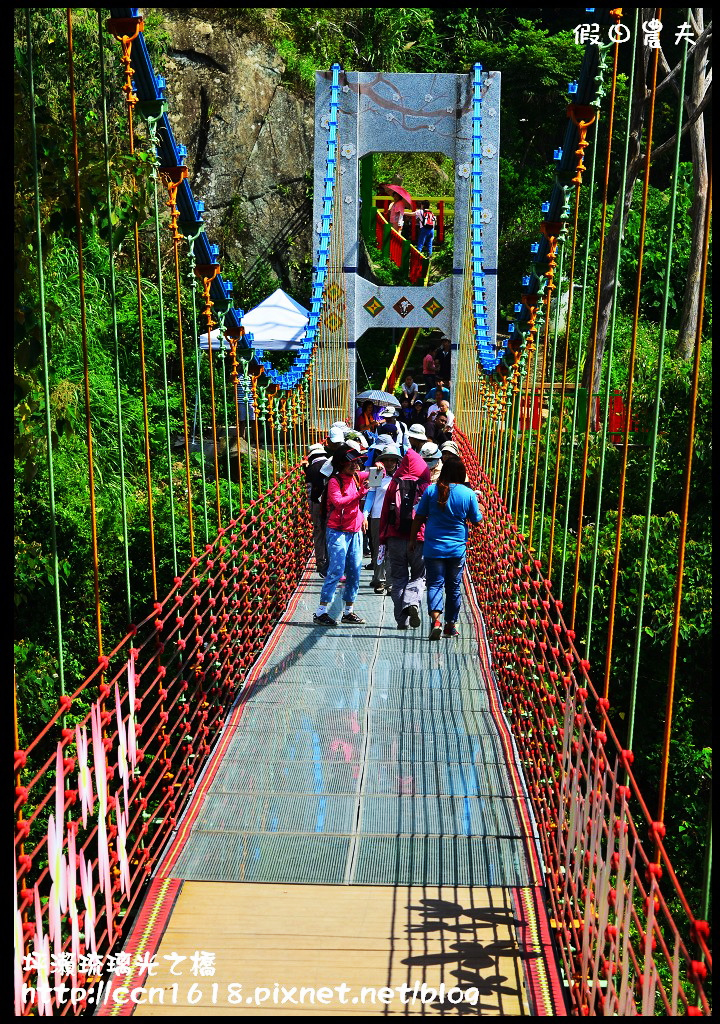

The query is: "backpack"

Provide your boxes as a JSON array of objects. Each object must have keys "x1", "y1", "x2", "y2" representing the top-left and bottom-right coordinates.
[
  {"x1": 387, "y1": 478, "x2": 418, "y2": 534},
  {"x1": 421, "y1": 209, "x2": 436, "y2": 229},
  {"x1": 309, "y1": 461, "x2": 329, "y2": 504}
]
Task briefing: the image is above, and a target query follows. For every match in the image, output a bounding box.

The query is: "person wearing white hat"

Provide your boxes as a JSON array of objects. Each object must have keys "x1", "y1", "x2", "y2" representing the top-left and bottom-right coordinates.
[
  {"x1": 362, "y1": 443, "x2": 401, "y2": 593},
  {"x1": 304, "y1": 442, "x2": 331, "y2": 576},
  {"x1": 378, "y1": 445, "x2": 432, "y2": 629},
  {"x1": 440, "y1": 440, "x2": 460, "y2": 460},
  {"x1": 420, "y1": 441, "x2": 443, "y2": 484},
  {"x1": 406, "y1": 422, "x2": 428, "y2": 452},
  {"x1": 377, "y1": 406, "x2": 409, "y2": 452},
  {"x1": 313, "y1": 444, "x2": 370, "y2": 627}
]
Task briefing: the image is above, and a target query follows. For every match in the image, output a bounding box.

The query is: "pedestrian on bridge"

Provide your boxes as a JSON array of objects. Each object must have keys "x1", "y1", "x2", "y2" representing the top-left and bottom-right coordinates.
[
  {"x1": 422, "y1": 347, "x2": 437, "y2": 393},
  {"x1": 303, "y1": 442, "x2": 331, "y2": 577},
  {"x1": 363, "y1": 443, "x2": 401, "y2": 594},
  {"x1": 378, "y1": 445, "x2": 431, "y2": 630},
  {"x1": 409, "y1": 457, "x2": 482, "y2": 640},
  {"x1": 416, "y1": 201, "x2": 436, "y2": 257},
  {"x1": 313, "y1": 443, "x2": 370, "y2": 627}
]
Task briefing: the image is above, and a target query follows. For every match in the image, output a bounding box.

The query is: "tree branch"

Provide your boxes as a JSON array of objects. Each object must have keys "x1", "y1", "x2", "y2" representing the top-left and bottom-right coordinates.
[
  {"x1": 628, "y1": 84, "x2": 712, "y2": 173},
  {"x1": 654, "y1": 22, "x2": 713, "y2": 100}
]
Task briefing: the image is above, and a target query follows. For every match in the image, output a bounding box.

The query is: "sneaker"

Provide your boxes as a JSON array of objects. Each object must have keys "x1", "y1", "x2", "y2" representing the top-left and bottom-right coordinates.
[
  {"x1": 443, "y1": 623, "x2": 460, "y2": 638},
  {"x1": 374, "y1": 585, "x2": 386, "y2": 594},
  {"x1": 340, "y1": 576, "x2": 346, "y2": 583},
  {"x1": 397, "y1": 623, "x2": 409, "y2": 630},
  {"x1": 313, "y1": 612, "x2": 337, "y2": 626},
  {"x1": 341, "y1": 611, "x2": 366, "y2": 624},
  {"x1": 364, "y1": 563, "x2": 374, "y2": 570},
  {"x1": 429, "y1": 621, "x2": 442, "y2": 641},
  {"x1": 407, "y1": 605, "x2": 421, "y2": 629}
]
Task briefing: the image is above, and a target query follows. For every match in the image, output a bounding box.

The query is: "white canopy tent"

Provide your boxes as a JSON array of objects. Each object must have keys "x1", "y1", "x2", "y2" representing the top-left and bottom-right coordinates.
[
  {"x1": 198, "y1": 328, "x2": 230, "y2": 350},
  {"x1": 241, "y1": 288, "x2": 309, "y2": 351}
]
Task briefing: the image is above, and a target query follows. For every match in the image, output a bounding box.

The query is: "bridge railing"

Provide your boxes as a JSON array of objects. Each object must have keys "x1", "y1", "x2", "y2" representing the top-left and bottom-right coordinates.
[
  {"x1": 456, "y1": 428, "x2": 711, "y2": 1016},
  {"x1": 14, "y1": 465, "x2": 311, "y2": 1016}
]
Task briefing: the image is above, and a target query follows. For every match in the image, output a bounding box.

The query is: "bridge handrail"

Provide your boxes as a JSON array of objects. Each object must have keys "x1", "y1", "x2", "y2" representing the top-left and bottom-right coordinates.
[
  {"x1": 14, "y1": 462, "x2": 313, "y2": 1016},
  {"x1": 456, "y1": 427, "x2": 711, "y2": 1015}
]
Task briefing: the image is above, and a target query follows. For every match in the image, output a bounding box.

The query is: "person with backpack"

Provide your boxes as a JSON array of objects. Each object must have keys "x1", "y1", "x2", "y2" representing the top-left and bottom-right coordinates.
[
  {"x1": 416, "y1": 201, "x2": 436, "y2": 257},
  {"x1": 378, "y1": 445, "x2": 432, "y2": 630},
  {"x1": 363, "y1": 443, "x2": 401, "y2": 594},
  {"x1": 303, "y1": 442, "x2": 331, "y2": 577},
  {"x1": 313, "y1": 442, "x2": 370, "y2": 627},
  {"x1": 409, "y1": 456, "x2": 482, "y2": 640}
]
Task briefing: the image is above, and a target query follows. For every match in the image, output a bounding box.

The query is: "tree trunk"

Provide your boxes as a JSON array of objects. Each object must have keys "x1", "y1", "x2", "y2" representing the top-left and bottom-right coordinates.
[
  {"x1": 675, "y1": 11, "x2": 709, "y2": 360},
  {"x1": 581, "y1": 18, "x2": 652, "y2": 418}
]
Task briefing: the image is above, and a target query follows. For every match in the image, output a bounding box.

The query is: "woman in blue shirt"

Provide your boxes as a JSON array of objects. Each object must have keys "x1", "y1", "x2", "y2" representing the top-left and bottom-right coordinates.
[{"x1": 409, "y1": 457, "x2": 482, "y2": 640}]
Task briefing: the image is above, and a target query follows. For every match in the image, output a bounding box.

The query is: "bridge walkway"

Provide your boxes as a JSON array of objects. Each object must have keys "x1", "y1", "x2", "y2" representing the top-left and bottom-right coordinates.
[{"x1": 101, "y1": 568, "x2": 566, "y2": 1016}]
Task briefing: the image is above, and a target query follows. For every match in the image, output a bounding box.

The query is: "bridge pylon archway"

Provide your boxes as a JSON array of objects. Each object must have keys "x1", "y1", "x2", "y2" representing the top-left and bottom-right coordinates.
[{"x1": 313, "y1": 69, "x2": 500, "y2": 414}]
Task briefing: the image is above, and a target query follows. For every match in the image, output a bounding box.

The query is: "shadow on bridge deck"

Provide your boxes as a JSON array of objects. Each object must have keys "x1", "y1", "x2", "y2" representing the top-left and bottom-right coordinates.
[{"x1": 101, "y1": 569, "x2": 567, "y2": 1016}]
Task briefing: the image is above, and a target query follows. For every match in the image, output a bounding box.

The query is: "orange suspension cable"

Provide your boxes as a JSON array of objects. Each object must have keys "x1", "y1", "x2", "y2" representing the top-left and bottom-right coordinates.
[
  {"x1": 267, "y1": 391, "x2": 278, "y2": 486},
  {"x1": 656, "y1": 165, "x2": 711, "y2": 855},
  {"x1": 195, "y1": 264, "x2": 223, "y2": 532},
  {"x1": 547, "y1": 106, "x2": 595, "y2": 582},
  {"x1": 225, "y1": 329, "x2": 245, "y2": 507},
  {"x1": 602, "y1": 21, "x2": 661, "y2": 693},
  {"x1": 513, "y1": 298, "x2": 538, "y2": 527},
  {"x1": 108, "y1": 12, "x2": 158, "y2": 602},
  {"x1": 570, "y1": 32, "x2": 621, "y2": 632},
  {"x1": 68, "y1": 9, "x2": 104, "y2": 651},
  {"x1": 529, "y1": 223, "x2": 561, "y2": 551},
  {"x1": 161, "y1": 166, "x2": 195, "y2": 559}
]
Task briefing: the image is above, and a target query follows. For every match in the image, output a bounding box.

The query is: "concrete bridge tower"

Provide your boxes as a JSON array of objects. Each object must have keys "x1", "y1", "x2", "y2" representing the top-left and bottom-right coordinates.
[{"x1": 312, "y1": 69, "x2": 500, "y2": 417}]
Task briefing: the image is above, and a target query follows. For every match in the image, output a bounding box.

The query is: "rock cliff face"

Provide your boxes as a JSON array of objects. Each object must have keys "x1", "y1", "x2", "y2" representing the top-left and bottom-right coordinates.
[{"x1": 157, "y1": 9, "x2": 315, "y2": 303}]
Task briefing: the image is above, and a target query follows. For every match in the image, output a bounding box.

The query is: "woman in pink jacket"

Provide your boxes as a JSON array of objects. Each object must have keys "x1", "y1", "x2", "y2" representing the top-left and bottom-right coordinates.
[{"x1": 313, "y1": 443, "x2": 370, "y2": 627}]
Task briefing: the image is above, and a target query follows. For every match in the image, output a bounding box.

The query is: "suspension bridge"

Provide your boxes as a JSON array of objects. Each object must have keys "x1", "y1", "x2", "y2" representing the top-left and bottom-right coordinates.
[{"x1": 14, "y1": 7, "x2": 711, "y2": 1016}]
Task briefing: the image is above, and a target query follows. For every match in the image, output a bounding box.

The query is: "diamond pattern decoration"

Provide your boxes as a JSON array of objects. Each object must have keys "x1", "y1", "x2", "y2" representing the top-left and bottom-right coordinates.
[
  {"x1": 363, "y1": 296, "x2": 385, "y2": 318},
  {"x1": 322, "y1": 309, "x2": 343, "y2": 333},
  {"x1": 393, "y1": 297, "x2": 415, "y2": 318},
  {"x1": 423, "y1": 297, "x2": 444, "y2": 319},
  {"x1": 325, "y1": 281, "x2": 344, "y2": 304}
]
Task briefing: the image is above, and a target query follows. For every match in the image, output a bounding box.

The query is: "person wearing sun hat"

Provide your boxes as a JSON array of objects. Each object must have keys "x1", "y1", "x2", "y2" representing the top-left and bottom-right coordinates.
[
  {"x1": 420, "y1": 440, "x2": 443, "y2": 484},
  {"x1": 304, "y1": 442, "x2": 331, "y2": 576},
  {"x1": 313, "y1": 442, "x2": 370, "y2": 627},
  {"x1": 377, "y1": 405, "x2": 408, "y2": 451},
  {"x1": 378, "y1": 443, "x2": 431, "y2": 630},
  {"x1": 406, "y1": 422, "x2": 428, "y2": 453},
  {"x1": 440, "y1": 440, "x2": 459, "y2": 461},
  {"x1": 363, "y1": 443, "x2": 401, "y2": 593}
]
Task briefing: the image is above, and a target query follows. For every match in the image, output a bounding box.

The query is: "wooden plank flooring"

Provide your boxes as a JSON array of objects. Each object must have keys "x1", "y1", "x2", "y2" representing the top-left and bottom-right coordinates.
[{"x1": 133, "y1": 882, "x2": 531, "y2": 1016}]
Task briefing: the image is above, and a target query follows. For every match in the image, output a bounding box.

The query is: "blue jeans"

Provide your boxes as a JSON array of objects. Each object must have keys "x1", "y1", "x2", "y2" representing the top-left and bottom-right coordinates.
[
  {"x1": 417, "y1": 226, "x2": 434, "y2": 256},
  {"x1": 321, "y1": 528, "x2": 363, "y2": 606},
  {"x1": 425, "y1": 555, "x2": 465, "y2": 623}
]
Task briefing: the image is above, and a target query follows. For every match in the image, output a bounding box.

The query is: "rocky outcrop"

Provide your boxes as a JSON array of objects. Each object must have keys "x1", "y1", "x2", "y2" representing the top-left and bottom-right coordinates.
[{"x1": 156, "y1": 9, "x2": 314, "y2": 301}]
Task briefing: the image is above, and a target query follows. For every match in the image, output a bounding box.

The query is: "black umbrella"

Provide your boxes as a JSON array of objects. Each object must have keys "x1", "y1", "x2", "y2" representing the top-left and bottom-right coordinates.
[{"x1": 355, "y1": 389, "x2": 401, "y2": 407}]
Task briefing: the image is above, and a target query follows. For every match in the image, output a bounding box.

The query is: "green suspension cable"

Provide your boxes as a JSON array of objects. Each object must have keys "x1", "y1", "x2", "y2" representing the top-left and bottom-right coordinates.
[
  {"x1": 27, "y1": 9, "x2": 66, "y2": 698},
  {"x1": 499, "y1": 376, "x2": 514, "y2": 506},
  {"x1": 257, "y1": 385, "x2": 271, "y2": 493},
  {"x1": 538, "y1": 234, "x2": 567, "y2": 559},
  {"x1": 627, "y1": 15, "x2": 689, "y2": 748},
  {"x1": 98, "y1": 9, "x2": 132, "y2": 623},
  {"x1": 520, "y1": 291, "x2": 545, "y2": 536},
  {"x1": 585, "y1": 12, "x2": 640, "y2": 661},
  {"x1": 187, "y1": 237, "x2": 210, "y2": 545},
  {"x1": 239, "y1": 357, "x2": 254, "y2": 504},
  {"x1": 558, "y1": 120, "x2": 601, "y2": 601},
  {"x1": 507, "y1": 347, "x2": 528, "y2": 515},
  {"x1": 147, "y1": 114, "x2": 179, "y2": 576},
  {"x1": 219, "y1": 344, "x2": 234, "y2": 521}
]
